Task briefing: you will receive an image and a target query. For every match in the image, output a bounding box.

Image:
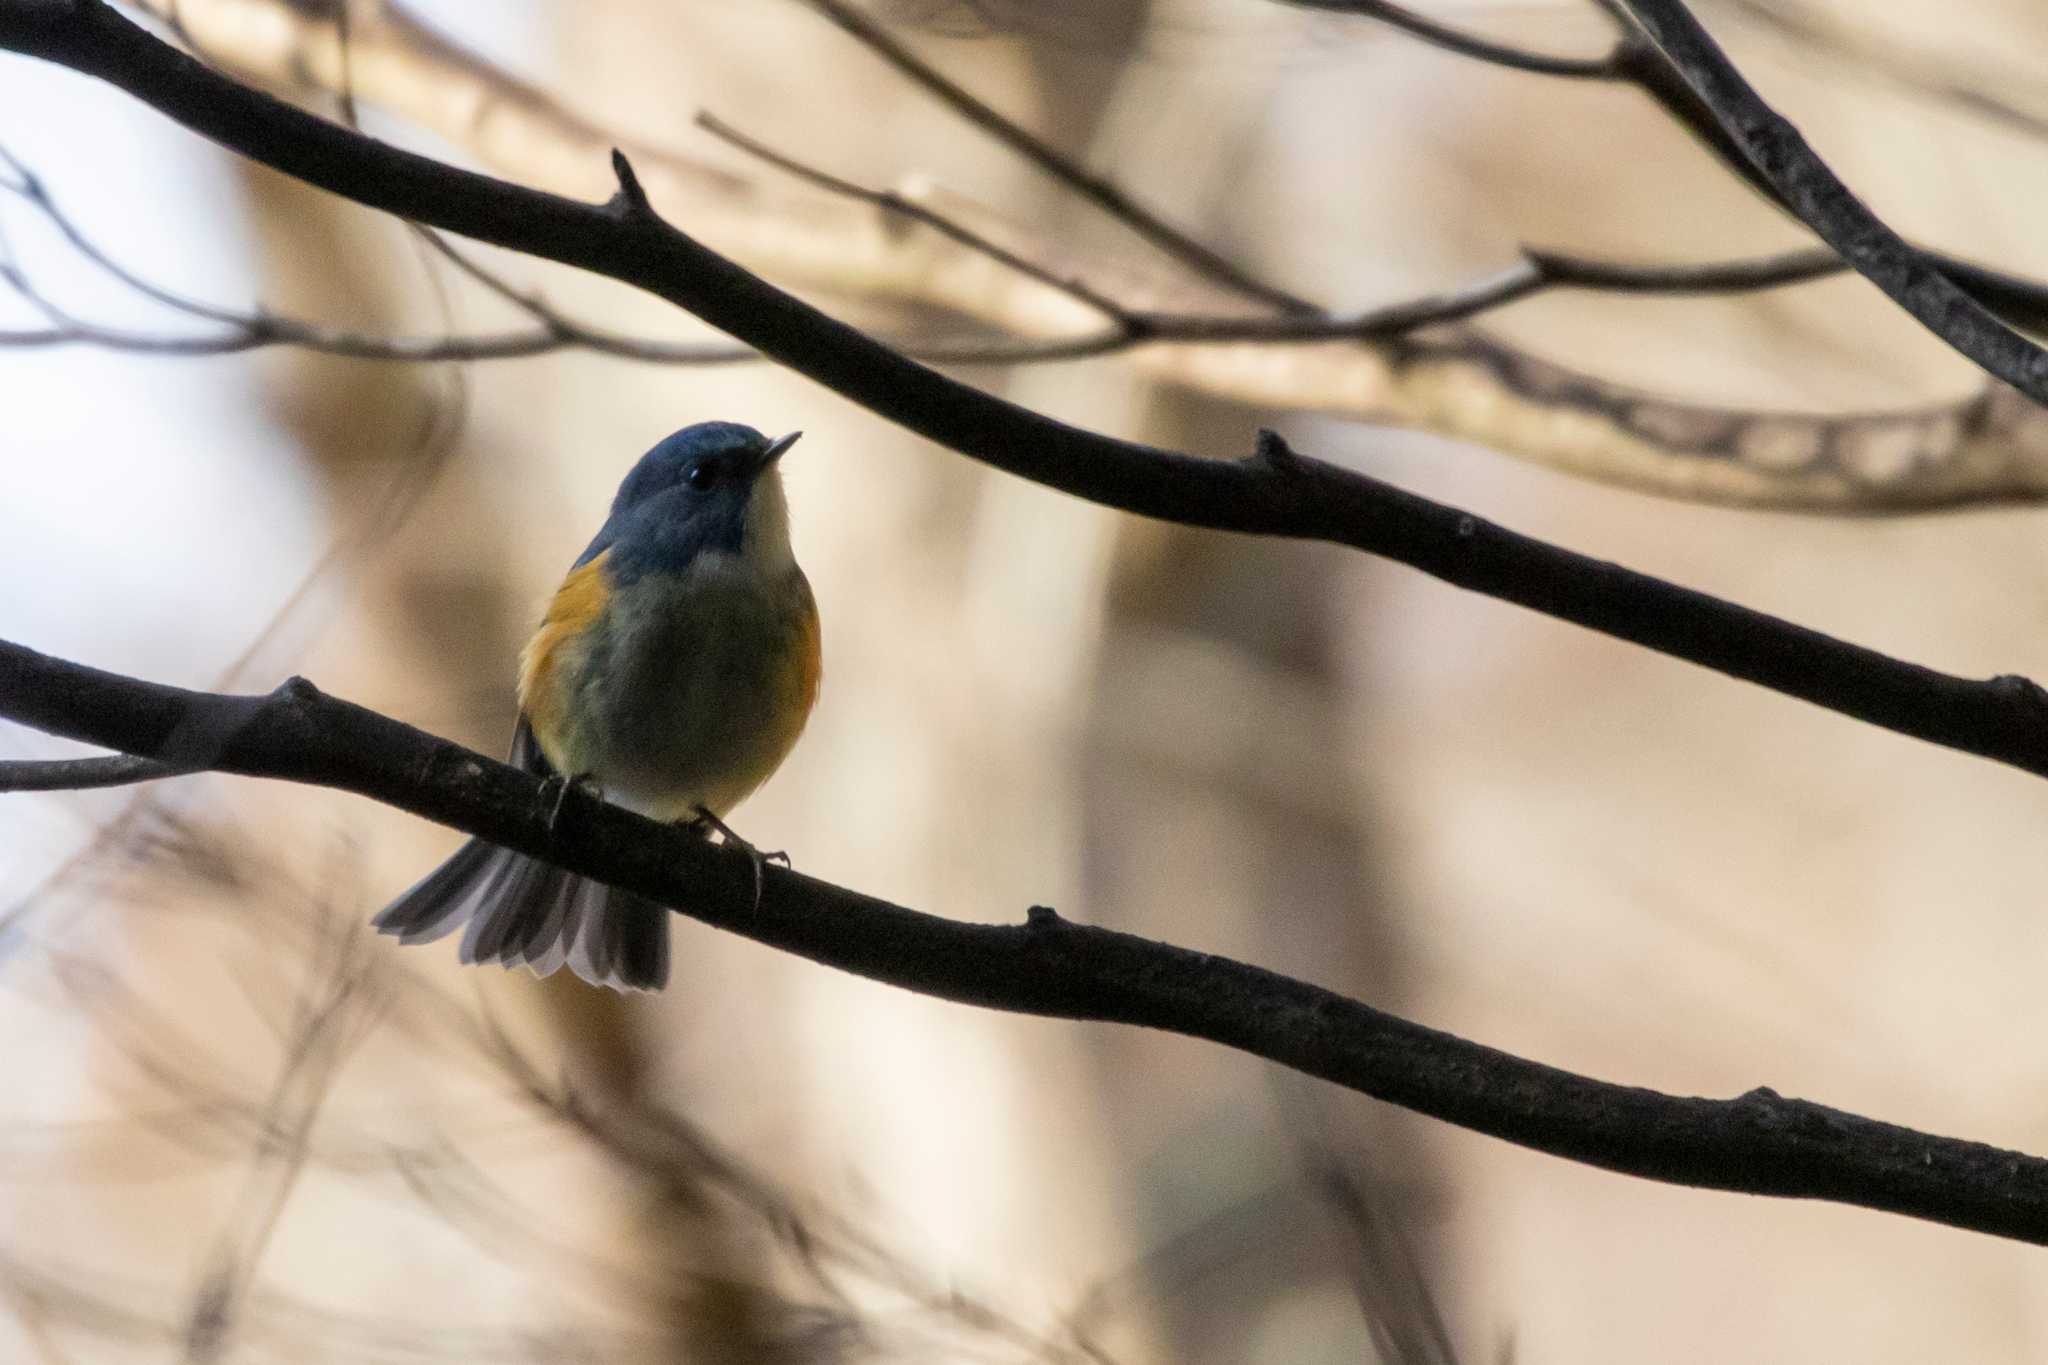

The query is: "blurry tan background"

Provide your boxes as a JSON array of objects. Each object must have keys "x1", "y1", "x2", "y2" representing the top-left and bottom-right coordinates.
[{"x1": 5, "y1": 0, "x2": 2048, "y2": 1359}]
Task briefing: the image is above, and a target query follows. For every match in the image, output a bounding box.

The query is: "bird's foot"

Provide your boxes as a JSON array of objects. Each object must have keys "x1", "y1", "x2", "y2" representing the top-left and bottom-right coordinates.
[
  {"x1": 541, "y1": 772, "x2": 604, "y2": 834},
  {"x1": 687, "y1": 806, "x2": 788, "y2": 910}
]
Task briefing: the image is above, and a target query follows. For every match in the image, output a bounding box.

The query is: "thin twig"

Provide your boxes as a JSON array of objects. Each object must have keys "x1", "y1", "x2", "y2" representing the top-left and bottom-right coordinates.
[
  {"x1": 1299, "y1": 0, "x2": 2048, "y2": 337},
  {"x1": 0, "y1": 140, "x2": 1118, "y2": 364},
  {"x1": 801, "y1": 0, "x2": 1319, "y2": 315},
  {"x1": 1278, "y1": 0, "x2": 1615, "y2": 78},
  {"x1": 697, "y1": 110, "x2": 1130, "y2": 323},
  {"x1": 697, "y1": 110, "x2": 1866, "y2": 342},
  {"x1": 182, "y1": 914, "x2": 379, "y2": 1364},
  {"x1": 0, "y1": 140, "x2": 756, "y2": 363},
  {"x1": 88, "y1": 0, "x2": 2048, "y2": 512},
  {"x1": 0, "y1": 754, "x2": 194, "y2": 792},
  {"x1": 1716, "y1": 0, "x2": 2048, "y2": 143},
  {"x1": 0, "y1": 124, "x2": 1891, "y2": 367}
]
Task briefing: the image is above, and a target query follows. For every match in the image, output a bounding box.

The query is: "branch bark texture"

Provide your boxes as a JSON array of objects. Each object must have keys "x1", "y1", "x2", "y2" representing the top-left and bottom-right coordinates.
[{"x1": 4, "y1": 634, "x2": 2048, "y2": 1246}]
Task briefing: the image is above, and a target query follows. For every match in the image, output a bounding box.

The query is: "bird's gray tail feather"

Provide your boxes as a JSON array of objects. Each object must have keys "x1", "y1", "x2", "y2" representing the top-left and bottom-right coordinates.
[{"x1": 372, "y1": 838, "x2": 670, "y2": 992}]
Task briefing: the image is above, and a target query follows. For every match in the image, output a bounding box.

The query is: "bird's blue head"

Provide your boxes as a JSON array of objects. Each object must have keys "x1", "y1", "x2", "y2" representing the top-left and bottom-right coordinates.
[{"x1": 586, "y1": 422, "x2": 803, "y2": 579}]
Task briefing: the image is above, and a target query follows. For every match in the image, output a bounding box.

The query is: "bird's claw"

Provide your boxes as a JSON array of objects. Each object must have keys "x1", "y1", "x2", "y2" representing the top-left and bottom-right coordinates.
[
  {"x1": 688, "y1": 806, "x2": 786, "y2": 911},
  {"x1": 542, "y1": 772, "x2": 604, "y2": 834}
]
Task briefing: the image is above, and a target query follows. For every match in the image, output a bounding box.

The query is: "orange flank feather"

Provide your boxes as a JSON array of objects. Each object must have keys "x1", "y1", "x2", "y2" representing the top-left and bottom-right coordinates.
[
  {"x1": 791, "y1": 578, "x2": 823, "y2": 718},
  {"x1": 518, "y1": 550, "x2": 612, "y2": 758}
]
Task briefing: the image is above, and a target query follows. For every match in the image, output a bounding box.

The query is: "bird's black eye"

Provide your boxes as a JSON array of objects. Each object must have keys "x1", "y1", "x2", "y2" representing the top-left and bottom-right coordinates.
[{"x1": 685, "y1": 461, "x2": 719, "y2": 491}]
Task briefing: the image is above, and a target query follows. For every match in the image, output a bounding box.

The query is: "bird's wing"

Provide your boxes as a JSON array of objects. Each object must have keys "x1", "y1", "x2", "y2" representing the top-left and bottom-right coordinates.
[
  {"x1": 515, "y1": 550, "x2": 614, "y2": 766},
  {"x1": 508, "y1": 715, "x2": 556, "y2": 777}
]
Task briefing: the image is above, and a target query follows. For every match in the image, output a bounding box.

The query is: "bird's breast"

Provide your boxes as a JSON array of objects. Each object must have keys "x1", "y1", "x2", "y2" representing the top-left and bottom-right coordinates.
[{"x1": 523, "y1": 554, "x2": 819, "y2": 820}]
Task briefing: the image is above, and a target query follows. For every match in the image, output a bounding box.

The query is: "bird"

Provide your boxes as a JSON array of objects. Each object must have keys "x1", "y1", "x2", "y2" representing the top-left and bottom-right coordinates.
[{"x1": 372, "y1": 421, "x2": 820, "y2": 992}]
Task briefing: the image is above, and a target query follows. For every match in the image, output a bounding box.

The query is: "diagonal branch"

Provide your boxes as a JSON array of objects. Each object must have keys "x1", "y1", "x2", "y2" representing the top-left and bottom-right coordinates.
[
  {"x1": 1301, "y1": 0, "x2": 2048, "y2": 339},
  {"x1": 0, "y1": 122, "x2": 1862, "y2": 366},
  {"x1": 1281, "y1": 0, "x2": 1616, "y2": 78},
  {"x1": 694, "y1": 109, "x2": 1130, "y2": 322},
  {"x1": 1612, "y1": 0, "x2": 2048, "y2": 402},
  {"x1": 700, "y1": 108, "x2": 1862, "y2": 338},
  {"x1": 0, "y1": 753, "x2": 194, "y2": 792},
  {"x1": 4, "y1": 634, "x2": 2048, "y2": 1246},
  {"x1": 801, "y1": 0, "x2": 1317, "y2": 315},
  {"x1": 11, "y1": 2, "x2": 2048, "y2": 785},
  {"x1": 1715, "y1": 0, "x2": 2048, "y2": 144},
  {"x1": 99, "y1": 0, "x2": 2048, "y2": 508}
]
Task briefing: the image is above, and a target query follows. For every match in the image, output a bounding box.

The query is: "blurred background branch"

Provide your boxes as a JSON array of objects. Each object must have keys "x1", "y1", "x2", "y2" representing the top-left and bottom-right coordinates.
[{"x1": 66, "y1": 0, "x2": 2048, "y2": 508}]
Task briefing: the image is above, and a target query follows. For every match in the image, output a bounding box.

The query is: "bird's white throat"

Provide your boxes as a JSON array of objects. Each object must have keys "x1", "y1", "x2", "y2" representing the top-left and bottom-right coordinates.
[{"x1": 739, "y1": 464, "x2": 797, "y2": 577}]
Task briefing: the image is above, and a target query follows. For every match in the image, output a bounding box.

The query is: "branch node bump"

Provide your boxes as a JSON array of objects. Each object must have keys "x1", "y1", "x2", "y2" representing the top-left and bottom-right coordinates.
[
  {"x1": 1990, "y1": 673, "x2": 2048, "y2": 712},
  {"x1": 607, "y1": 149, "x2": 655, "y2": 221},
  {"x1": 276, "y1": 675, "x2": 323, "y2": 704},
  {"x1": 1024, "y1": 904, "x2": 1063, "y2": 928},
  {"x1": 1733, "y1": 1086, "x2": 1793, "y2": 1130},
  {"x1": 1249, "y1": 428, "x2": 1302, "y2": 476}
]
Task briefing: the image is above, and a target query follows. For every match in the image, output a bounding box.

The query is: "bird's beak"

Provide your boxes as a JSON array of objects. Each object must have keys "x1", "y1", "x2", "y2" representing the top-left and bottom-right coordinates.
[{"x1": 759, "y1": 430, "x2": 802, "y2": 470}]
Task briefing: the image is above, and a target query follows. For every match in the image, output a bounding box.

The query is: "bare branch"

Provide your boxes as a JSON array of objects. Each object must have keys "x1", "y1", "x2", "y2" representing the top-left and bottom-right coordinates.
[
  {"x1": 0, "y1": 754, "x2": 194, "y2": 792},
  {"x1": 102, "y1": 0, "x2": 2048, "y2": 508},
  {"x1": 182, "y1": 916, "x2": 382, "y2": 1364},
  {"x1": 802, "y1": 0, "x2": 1316, "y2": 315},
  {"x1": 0, "y1": 137, "x2": 1140, "y2": 366},
  {"x1": 0, "y1": 144, "x2": 755, "y2": 363},
  {"x1": 5, "y1": 639, "x2": 2048, "y2": 1246},
  {"x1": 1610, "y1": 0, "x2": 2048, "y2": 401},
  {"x1": 12, "y1": 3, "x2": 2048, "y2": 775},
  {"x1": 0, "y1": 125, "x2": 1967, "y2": 365},
  {"x1": 700, "y1": 110, "x2": 1867, "y2": 341},
  {"x1": 17, "y1": 86, "x2": 2006, "y2": 495},
  {"x1": 1277, "y1": 0, "x2": 1617, "y2": 78},
  {"x1": 698, "y1": 109, "x2": 1132, "y2": 325},
  {"x1": 1715, "y1": 0, "x2": 2048, "y2": 144},
  {"x1": 1297, "y1": 0, "x2": 2048, "y2": 339}
]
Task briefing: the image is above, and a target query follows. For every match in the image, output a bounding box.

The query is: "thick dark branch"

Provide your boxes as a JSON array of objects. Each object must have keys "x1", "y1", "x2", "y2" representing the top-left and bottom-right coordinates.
[
  {"x1": 5, "y1": 634, "x2": 2048, "y2": 1246},
  {"x1": 1611, "y1": 0, "x2": 2048, "y2": 401},
  {"x1": 1293, "y1": 0, "x2": 2048, "y2": 337},
  {"x1": 1596, "y1": 7, "x2": 2048, "y2": 334},
  {"x1": 800, "y1": 0, "x2": 1318, "y2": 315},
  {"x1": 10, "y1": 5, "x2": 2048, "y2": 784}
]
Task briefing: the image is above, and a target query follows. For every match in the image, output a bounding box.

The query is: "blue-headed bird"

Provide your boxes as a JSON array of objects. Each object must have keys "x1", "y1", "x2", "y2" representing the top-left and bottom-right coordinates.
[{"x1": 373, "y1": 422, "x2": 820, "y2": 991}]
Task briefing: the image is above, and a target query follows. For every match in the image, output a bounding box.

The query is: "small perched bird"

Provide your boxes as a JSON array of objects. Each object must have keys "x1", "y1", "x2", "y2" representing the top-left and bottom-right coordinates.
[{"x1": 374, "y1": 422, "x2": 820, "y2": 991}]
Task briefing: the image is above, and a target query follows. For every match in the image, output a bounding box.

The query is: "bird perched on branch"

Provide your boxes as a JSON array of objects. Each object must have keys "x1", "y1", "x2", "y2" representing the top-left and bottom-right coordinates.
[{"x1": 373, "y1": 422, "x2": 820, "y2": 991}]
